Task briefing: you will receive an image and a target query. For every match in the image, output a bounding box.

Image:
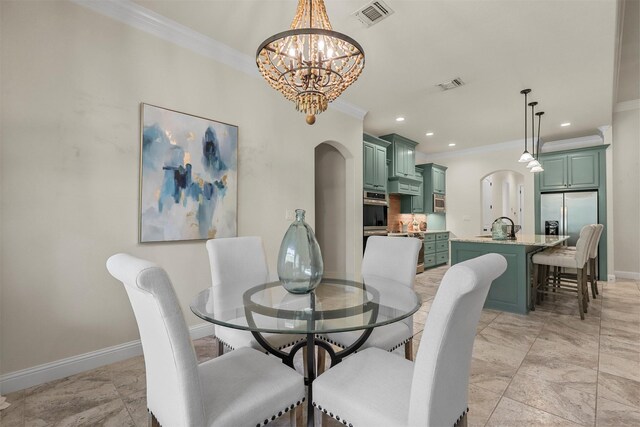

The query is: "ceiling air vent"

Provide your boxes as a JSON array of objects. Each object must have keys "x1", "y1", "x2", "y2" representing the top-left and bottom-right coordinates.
[
  {"x1": 437, "y1": 78, "x2": 465, "y2": 91},
  {"x1": 353, "y1": 1, "x2": 394, "y2": 27}
]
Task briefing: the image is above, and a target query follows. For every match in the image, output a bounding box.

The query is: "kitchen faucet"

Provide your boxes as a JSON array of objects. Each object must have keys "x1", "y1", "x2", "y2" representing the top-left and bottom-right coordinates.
[{"x1": 492, "y1": 216, "x2": 516, "y2": 240}]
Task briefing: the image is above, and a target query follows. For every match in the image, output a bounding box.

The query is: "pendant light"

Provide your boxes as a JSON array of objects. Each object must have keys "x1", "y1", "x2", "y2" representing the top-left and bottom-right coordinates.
[
  {"x1": 518, "y1": 89, "x2": 535, "y2": 162},
  {"x1": 530, "y1": 111, "x2": 545, "y2": 173},
  {"x1": 526, "y1": 101, "x2": 541, "y2": 169}
]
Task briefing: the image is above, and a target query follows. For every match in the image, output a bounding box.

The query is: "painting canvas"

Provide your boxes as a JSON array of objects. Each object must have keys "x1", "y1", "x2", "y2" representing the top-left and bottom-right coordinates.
[{"x1": 140, "y1": 104, "x2": 237, "y2": 242}]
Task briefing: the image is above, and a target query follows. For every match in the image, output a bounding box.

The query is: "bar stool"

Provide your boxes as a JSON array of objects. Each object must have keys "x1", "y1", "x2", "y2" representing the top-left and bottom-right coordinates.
[
  {"x1": 532, "y1": 224, "x2": 595, "y2": 319},
  {"x1": 553, "y1": 224, "x2": 603, "y2": 298}
]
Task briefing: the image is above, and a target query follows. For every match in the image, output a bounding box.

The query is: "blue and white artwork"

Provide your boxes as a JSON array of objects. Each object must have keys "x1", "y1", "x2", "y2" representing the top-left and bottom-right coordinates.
[{"x1": 140, "y1": 104, "x2": 237, "y2": 242}]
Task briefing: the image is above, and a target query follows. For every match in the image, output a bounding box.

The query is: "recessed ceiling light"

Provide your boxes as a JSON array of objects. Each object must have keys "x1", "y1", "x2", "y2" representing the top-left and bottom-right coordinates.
[
  {"x1": 425, "y1": 132, "x2": 434, "y2": 136},
  {"x1": 396, "y1": 117, "x2": 405, "y2": 122},
  {"x1": 561, "y1": 122, "x2": 571, "y2": 127},
  {"x1": 448, "y1": 143, "x2": 456, "y2": 147}
]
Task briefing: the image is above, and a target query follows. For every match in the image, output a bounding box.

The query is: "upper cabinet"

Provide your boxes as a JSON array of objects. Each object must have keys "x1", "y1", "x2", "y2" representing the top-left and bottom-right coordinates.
[
  {"x1": 538, "y1": 149, "x2": 600, "y2": 192},
  {"x1": 379, "y1": 133, "x2": 422, "y2": 195},
  {"x1": 400, "y1": 166, "x2": 424, "y2": 213},
  {"x1": 380, "y1": 133, "x2": 418, "y2": 179},
  {"x1": 432, "y1": 166, "x2": 446, "y2": 194},
  {"x1": 421, "y1": 163, "x2": 448, "y2": 213},
  {"x1": 363, "y1": 134, "x2": 391, "y2": 192}
]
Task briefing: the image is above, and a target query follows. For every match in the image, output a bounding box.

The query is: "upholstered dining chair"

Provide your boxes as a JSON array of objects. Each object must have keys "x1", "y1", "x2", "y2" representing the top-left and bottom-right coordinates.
[
  {"x1": 206, "y1": 236, "x2": 305, "y2": 354},
  {"x1": 321, "y1": 236, "x2": 422, "y2": 361},
  {"x1": 106, "y1": 253, "x2": 305, "y2": 427},
  {"x1": 312, "y1": 253, "x2": 508, "y2": 427}
]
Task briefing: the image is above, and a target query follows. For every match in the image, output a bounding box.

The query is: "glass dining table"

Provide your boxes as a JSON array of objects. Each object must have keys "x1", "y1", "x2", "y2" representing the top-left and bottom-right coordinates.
[{"x1": 190, "y1": 276, "x2": 421, "y2": 426}]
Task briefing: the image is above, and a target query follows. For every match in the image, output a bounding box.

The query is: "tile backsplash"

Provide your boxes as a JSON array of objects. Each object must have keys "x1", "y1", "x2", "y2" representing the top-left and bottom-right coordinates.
[{"x1": 388, "y1": 194, "x2": 427, "y2": 232}]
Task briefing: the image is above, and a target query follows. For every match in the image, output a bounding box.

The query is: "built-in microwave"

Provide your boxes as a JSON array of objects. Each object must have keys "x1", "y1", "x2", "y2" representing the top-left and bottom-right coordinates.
[
  {"x1": 433, "y1": 194, "x2": 446, "y2": 213},
  {"x1": 363, "y1": 191, "x2": 388, "y2": 231}
]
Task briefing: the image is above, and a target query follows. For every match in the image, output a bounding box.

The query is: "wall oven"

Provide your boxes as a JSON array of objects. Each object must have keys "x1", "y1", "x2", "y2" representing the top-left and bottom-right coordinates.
[
  {"x1": 363, "y1": 191, "x2": 388, "y2": 252},
  {"x1": 363, "y1": 191, "x2": 388, "y2": 231},
  {"x1": 433, "y1": 194, "x2": 446, "y2": 213}
]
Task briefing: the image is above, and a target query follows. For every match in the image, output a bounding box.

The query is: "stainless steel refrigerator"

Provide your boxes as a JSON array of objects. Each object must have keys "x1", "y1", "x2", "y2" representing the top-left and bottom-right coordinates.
[{"x1": 540, "y1": 191, "x2": 598, "y2": 246}]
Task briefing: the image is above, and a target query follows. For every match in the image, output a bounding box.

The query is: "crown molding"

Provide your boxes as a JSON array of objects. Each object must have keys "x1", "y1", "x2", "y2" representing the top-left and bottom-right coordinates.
[
  {"x1": 614, "y1": 99, "x2": 640, "y2": 112},
  {"x1": 71, "y1": 0, "x2": 367, "y2": 121},
  {"x1": 418, "y1": 139, "x2": 523, "y2": 162},
  {"x1": 417, "y1": 133, "x2": 606, "y2": 163},
  {"x1": 540, "y1": 134, "x2": 604, "y2": 153}
]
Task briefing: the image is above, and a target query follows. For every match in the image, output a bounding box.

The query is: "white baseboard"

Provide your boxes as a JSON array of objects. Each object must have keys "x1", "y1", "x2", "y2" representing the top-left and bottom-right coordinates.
[
  {"x1": 614, "y1": 271, "x2": 640, "y2": 280},
  {"x1": 0, "y1": 323, "x2": 214, "y2": 395}
]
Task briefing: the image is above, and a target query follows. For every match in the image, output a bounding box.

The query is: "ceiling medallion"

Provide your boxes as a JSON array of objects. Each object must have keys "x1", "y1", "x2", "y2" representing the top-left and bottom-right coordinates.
[{"x1": 256, "y1": 0, "x2": 365, "y2": 125}]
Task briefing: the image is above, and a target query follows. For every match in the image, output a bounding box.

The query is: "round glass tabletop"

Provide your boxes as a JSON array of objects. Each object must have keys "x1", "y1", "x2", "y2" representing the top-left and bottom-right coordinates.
[{"x1": 190, "y1": 276, "x2": 422, "y2": 335}]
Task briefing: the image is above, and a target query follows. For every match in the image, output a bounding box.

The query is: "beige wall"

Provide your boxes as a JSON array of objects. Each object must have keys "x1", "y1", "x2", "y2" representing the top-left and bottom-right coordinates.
[
  {"x1": 0, "y1": 1, "x2": 363, "y2": 374},
  {"x1": 424, "y1": 146, "x2": 536, "y2": 238},
  {"x1": 612, "y1": 107, "x2": 640, "y2": 277}
]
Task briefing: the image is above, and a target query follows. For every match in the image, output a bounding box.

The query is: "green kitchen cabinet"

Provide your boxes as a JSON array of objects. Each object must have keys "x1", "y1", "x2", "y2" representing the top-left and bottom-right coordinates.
[
  {"x1": 379, "y1": 133, "x2": 417, "y2": 179},
  {"x1": 363, "y1": 134, "x2": 391, "y2": 192},
  {"x1": 420, "y1": 163, "x2": 448, "y2": 213},
  {"x1": 539, "y1": 150, "x2": 600, "y2": 191},
  {"x1": 424, "y1": 232, "x2": 449, "y2": 269},
  {"x1": 379, "y1": 133, "x2": 422, "y2": 195},
  {"x1": 400, "y1": 166, "x2": 424, "y2": 213},
  {"x1": 535, "y1": 145, "x2": 609, "y2": 279}
]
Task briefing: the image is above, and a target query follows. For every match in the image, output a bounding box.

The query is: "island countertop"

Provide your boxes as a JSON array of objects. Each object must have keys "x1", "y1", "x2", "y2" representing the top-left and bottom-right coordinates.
[{"x1": 450, "y1": 234, "x2": 569, "y2": 247}]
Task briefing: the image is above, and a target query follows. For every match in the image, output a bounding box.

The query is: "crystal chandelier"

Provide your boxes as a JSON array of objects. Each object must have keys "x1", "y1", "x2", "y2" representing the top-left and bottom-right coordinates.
[{"x1": 256, "y1": 0, "x2": 365, "y2": 125}]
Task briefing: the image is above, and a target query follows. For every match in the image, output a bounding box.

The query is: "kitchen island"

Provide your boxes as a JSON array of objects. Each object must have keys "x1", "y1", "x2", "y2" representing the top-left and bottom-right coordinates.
[{"x1": 450, "y1": 234, "x2": 569, "y2": 314}]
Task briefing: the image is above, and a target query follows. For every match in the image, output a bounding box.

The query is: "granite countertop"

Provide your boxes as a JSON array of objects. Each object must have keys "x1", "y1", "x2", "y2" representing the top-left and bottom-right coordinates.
[
  {"x1": 450, "y1": 234, "x2": 570, "y2": 246},
  {"x1": 388, "y1": 230, "x2": 449, "y2": 236}
]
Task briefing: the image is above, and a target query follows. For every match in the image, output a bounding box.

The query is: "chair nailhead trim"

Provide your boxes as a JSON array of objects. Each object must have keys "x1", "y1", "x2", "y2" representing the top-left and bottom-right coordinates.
[
  {"x1": 256, "y1": 399, "x2": 304, "y2": 427},
  {"x1": 311, "y1": 402, "x2": 353, "y2": 427}
]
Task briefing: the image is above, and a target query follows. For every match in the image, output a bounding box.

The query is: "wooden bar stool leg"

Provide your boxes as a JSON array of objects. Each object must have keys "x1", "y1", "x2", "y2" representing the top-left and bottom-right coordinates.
[
  {"x1": 594, "y1": 256, "x2": 600, "y2": 295},
  {"x1": 531, "y1": 262, "x2": 539, "y2": 310},
  {"x1": 576, "y1": 268, "x2": 585, "y2": 319},
  {"x1": 583, "y1": 267, "x2": 589, "y2": 312},
  {"x1": 590, "y1": 258, "x2": 598, "y2": 298}
]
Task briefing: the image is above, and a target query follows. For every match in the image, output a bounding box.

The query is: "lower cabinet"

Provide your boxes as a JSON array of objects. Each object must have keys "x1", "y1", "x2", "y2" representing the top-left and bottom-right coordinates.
[{"x1": 424, "y1": 232, "x2": 449, "y2": 269}]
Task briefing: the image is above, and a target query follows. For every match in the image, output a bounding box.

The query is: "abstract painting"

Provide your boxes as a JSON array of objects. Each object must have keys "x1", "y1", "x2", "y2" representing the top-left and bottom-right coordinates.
[{"x1": 139, "y1": 104, "x2": 237, "y2": 242}]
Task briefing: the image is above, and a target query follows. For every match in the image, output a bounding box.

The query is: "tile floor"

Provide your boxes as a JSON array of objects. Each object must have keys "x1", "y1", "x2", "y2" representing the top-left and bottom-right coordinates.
[{"x1": 1, "y1": 266, "x2": 638, "y2": 426}]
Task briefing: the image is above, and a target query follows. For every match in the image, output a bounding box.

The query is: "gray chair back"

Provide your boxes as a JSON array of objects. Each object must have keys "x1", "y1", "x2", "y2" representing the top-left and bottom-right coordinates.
[
  {"x1": 408, "y1": 253, "x2": 507, "y2": 426},
  {"x1": 589, "y1": 224, "x2": 604, "y2": 259}
]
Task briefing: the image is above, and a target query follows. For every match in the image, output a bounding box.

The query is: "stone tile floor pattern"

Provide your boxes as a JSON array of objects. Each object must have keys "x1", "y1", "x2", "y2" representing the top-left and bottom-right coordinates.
[{"x1": 1, "y1": 266, "x2": 638, "y2": 426}]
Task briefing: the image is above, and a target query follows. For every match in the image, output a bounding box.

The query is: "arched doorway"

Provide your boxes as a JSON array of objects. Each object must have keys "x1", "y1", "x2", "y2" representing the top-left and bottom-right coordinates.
[
  {"x1": 480, "y1": 170, "x2": 525, "y2": 233},
  {"x1": 314, "y1": 143, "x2": 347, "y2": 279}
]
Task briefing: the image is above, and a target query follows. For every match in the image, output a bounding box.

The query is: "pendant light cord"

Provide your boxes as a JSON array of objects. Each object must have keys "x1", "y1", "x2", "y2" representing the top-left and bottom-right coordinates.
[
  {"x1": 536, "y1": 112, "x2": 544, "y2": 160},
  {"x1": 523, "y1": 91, "x2": 528, "y2": 152}
]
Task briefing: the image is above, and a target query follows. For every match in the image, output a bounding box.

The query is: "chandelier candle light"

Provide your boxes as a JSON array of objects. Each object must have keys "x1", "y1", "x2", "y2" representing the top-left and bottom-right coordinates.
[
  {"x1": 256, "y1": 0, "x2": 365, "y2": 125},
  {"x1": 518, "y1": 89, "x2": 535, "y2": 163}
]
